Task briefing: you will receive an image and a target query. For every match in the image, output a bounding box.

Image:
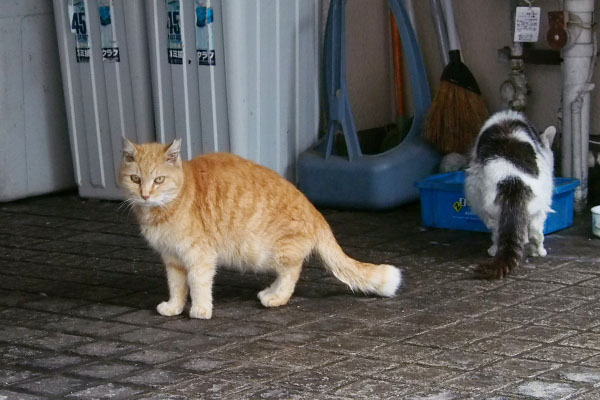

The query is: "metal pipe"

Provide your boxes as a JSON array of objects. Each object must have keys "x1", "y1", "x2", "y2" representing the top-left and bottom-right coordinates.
[
  {"x1": 571, "y1": 83, "x2": 594, "y2": 211},
  {"x1": 571, "y1": 93, "x2": 583, "y2": 196},
  {"x1": 500, "y1": 41, "x2": 528, "y2": 111}
]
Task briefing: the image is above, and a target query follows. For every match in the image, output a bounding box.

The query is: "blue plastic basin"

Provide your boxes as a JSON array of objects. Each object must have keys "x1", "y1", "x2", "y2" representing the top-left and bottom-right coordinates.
[{"x1": 416, "y1": 171, "x2": 580, "y2": 234}]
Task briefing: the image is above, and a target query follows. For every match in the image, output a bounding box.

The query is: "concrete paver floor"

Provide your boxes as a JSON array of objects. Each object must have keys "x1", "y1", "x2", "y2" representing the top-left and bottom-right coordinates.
[{"x1": 1, "y1": 193, "x2": 599, "y2": 399}]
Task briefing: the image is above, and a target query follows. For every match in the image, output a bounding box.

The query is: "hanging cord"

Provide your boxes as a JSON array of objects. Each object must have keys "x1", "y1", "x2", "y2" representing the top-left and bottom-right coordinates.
[{"x1": 568, "y1": 20, "x2": 596, "y2": 31}]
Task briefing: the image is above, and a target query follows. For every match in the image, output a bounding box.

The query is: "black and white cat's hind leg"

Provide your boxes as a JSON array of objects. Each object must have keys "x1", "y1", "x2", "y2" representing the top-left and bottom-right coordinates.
[
  {"x1": 527, "y1": 211, "x2": 548, "y2": 257},
  {"x1": 488, "y1": 224, "x2": 499, "y2": 257}
]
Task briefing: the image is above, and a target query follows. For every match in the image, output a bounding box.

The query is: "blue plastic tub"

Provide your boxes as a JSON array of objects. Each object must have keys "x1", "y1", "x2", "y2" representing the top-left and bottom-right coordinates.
[{"x1": 416, "y1": 171, "x2": 580, "y2": 234}]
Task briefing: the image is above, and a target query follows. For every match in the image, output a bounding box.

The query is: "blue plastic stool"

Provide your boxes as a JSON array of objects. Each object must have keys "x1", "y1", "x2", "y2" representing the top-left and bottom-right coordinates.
[{"x1": 297, "y1": 0, "x2": 440, "y2": 209}]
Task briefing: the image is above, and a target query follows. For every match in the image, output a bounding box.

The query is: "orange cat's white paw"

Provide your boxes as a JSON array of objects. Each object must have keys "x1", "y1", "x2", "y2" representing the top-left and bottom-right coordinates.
[
  {"x1": 156, "y1": 301, "x2": 184, "y2": 317},
  {"x1": 189, "y1": 304, "x2": 212, "y2": 319},
  {"x1": 258, "y1": 289, "x2": 289, "y2": 307}
]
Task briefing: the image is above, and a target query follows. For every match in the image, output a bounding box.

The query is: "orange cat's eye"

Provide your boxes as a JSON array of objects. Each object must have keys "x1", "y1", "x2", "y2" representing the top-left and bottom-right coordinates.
[
  {"x1": 154, "y1": 176, "x2": 165, "y2": 184},
  {"x1": 130, "y1": 175, "x2": 141, "y2": 184}
]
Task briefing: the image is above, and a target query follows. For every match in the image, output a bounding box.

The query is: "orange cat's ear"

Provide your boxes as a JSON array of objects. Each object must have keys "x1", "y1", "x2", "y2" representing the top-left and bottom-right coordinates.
[
  {"x1": 165, "y1": 138, "x2": 182, "y2": 164},
  {"x1": 122, "y1": 137, "x2": 136, "y2": 162}
]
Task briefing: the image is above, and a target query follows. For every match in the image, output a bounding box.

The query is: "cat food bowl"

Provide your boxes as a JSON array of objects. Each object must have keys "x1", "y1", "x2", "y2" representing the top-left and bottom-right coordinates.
[
  {"x1": 591, "y1": 206, "x2": 600, "y2": 237},
  {"x1": 416, "y1": 171, "x2": 580, "y2": 234}
]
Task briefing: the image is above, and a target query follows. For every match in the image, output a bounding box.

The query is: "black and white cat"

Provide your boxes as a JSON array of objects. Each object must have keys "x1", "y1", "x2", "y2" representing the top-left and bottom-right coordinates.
[{"x1": 465, "y1": 110, "x2": 556, "y2": 279}]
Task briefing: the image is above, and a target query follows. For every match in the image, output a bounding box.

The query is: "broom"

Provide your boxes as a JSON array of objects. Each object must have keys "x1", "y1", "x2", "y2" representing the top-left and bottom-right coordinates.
[{"x1": 424, "y1": 0, "x2": 488, "y2": 154}]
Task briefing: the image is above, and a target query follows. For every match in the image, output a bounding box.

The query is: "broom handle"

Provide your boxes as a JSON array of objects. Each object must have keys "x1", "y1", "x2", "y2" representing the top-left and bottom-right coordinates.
[
  {"x1": 440, "y1": 0, "x2": 461, "y2": 52},
  {"x1": 390, "y1": 12, "x2": 405, "y2": 117},
  {"x1": 430, "y1": 0, "x2": 450, "y2": 65}
]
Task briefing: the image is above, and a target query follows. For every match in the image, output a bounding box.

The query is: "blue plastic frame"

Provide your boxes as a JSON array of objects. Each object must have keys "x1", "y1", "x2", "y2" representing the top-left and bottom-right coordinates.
[{"x1": 297, "y1": 0, "x2": 440, "y2": 210}]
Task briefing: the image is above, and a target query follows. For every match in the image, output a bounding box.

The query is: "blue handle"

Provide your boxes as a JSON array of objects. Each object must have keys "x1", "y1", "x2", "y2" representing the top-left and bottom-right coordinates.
[
  {"x1": 319, "y1": 0, "x2": 361, "y2": 160},
  {"x1": 318, "y1": 0, "x2": 431, "y2": 160},
  {"x1": 388, "y1": 0, "x2": 431, "y2": 119}
]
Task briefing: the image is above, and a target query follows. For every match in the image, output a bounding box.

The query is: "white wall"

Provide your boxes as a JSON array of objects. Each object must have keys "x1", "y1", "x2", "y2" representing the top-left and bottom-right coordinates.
[{"x1": 343, "y1": 0, "x2": 599, "y2": 137}]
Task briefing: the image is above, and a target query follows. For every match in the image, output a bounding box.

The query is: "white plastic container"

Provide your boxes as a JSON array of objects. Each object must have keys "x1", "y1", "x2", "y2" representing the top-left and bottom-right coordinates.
[
  {"x1": 591, "y1": 205, "x2": 600, "y2": 237},
  {"x1": 222, "y1": 0, "x2": 320, "y2": 180},
  {"x1": 54, "y1": 0, "x2": 321, "y2": 202},
  {"x1": 0, "y1": 0, "x2": 75, "y2": 201},
  {"x1": 53, "y1": 0, "x2": 155, "y2": 199},
  {"x1": 146, "y1": 0, "x2": 230, "y2": 160},
  {"x1": 146, "y1": 0, "x2": 320, "y2": 180}
]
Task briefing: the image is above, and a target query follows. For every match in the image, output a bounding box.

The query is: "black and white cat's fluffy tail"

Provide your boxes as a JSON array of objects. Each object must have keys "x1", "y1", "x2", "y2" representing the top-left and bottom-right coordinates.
[
  {"x1": 476, "y1": 177, "x2": 532, "y2": 279},
  {"x1": 465, "y1": 110, "x2": 556, "y2": 279}
]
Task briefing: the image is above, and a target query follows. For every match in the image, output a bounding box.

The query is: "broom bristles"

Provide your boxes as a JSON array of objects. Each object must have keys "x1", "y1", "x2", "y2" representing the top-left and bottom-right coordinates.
[{"x1": 424, "y1": 81, "x2": 489, "y2": 154}]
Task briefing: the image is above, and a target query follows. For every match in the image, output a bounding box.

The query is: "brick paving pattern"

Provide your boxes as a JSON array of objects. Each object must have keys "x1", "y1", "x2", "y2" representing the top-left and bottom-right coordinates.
[{"x1": 0, "y1": 193, "x2": 599, "y2": 399}]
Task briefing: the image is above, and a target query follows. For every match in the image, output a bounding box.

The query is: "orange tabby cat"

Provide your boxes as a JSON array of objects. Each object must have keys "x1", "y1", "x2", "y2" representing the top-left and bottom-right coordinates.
[{"x1": 119, "y1": 138, "x2": 401, "y2": 319}]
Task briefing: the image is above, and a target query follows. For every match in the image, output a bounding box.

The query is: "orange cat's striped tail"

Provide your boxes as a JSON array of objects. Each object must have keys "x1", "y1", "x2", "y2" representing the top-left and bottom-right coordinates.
[{"x1": 315, "y1": 228, "x2": 402, "y2": 297}]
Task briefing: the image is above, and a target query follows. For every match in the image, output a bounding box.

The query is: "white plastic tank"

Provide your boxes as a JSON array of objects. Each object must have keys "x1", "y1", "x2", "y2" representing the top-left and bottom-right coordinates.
[
  {"x1": 53, "y1": 0, "x2": 155, "y2": 199},
  {"x1": 146, "y1": 0, "x2": 230, "y2": 161},
  {"x1": 147, "y1": 0, "x2": 320, "y2": 181},
  {"x1": 0, "y1": 0, "x2": 75, "y2": 201},
  {"x1": 53, "y1": 0, "x2": 321, "y2": 201},
  {"x1": 222, "y1": 0, "x2": 320, "y2": 180}
]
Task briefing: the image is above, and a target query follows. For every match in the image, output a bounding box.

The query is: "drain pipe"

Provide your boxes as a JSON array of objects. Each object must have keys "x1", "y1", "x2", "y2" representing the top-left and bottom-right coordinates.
[
  {"x1": 571, "y1": 85, "x2": 593, "y2": 207},
  {"x1": 561, "y1": 0, "x2": 596, "y2": 212}
]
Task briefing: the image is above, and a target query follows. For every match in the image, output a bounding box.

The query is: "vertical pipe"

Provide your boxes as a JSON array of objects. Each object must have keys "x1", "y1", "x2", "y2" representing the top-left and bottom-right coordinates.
[
  {"x1": 571, "y1": 94, "x2": 583, "y2": 190},
  {"x1": 510, "y1": 42, "x2": 527, "y2": 111},
  {"x1": 571, "y1": 83, "x2": 594, "y2": 211},
  {"x1": 561, "y1": 0, "x2": 595, "y2": 212}
]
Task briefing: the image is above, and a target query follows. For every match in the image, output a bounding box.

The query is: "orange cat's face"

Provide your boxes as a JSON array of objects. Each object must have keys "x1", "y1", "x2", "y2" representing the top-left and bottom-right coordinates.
[{"x1": 118, "y1": 138, "x2": 184, "y2": 207}]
